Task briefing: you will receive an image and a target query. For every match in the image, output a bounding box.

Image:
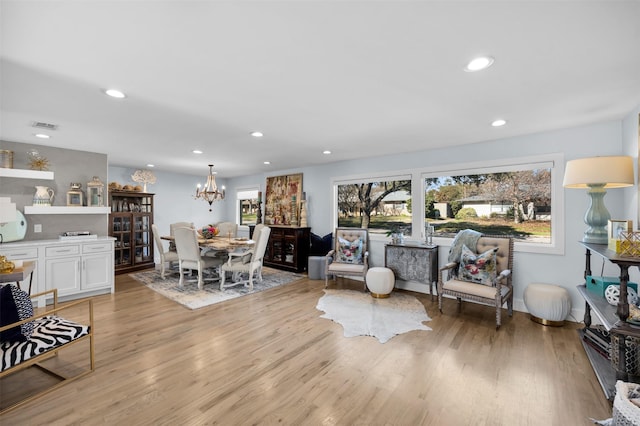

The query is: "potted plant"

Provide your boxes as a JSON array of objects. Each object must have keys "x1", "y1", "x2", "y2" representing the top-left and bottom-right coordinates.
[{"x1": 386, "y1": 224, "x2": 405, "y2": 244}]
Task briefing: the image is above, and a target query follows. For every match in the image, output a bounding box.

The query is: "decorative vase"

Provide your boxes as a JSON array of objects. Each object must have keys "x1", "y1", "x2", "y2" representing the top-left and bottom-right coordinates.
[
  {"x1": 0, "y1": 255, "x2": 15, "y2": 273},
  {"x1": 33, "y1": 186, "x2": 55, "y2": 206}
]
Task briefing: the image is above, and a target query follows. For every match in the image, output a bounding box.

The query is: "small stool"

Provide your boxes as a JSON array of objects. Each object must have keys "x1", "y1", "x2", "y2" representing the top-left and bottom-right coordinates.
[
  {"x1": 366, "y1": 267, "x2": 395, "y2": 298},
  {"x1": 308, "y1": 256, "x2": 329, "y2": 280},
  {"x1": 524, "y1": 283, "x2": 571, "y2": 326}
]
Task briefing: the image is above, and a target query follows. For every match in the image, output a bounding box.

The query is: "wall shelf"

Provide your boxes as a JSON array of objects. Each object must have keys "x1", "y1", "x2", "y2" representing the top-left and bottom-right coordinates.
[
  {"x1": 0, "y1": 168, "x2": 54, "y2": 180},
  {"x1": 24, "y1": 206, "x2": 111, "y2": 215}
]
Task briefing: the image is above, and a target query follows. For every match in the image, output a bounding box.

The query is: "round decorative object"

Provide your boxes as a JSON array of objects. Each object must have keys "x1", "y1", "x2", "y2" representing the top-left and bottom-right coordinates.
[
  {"x1": 605, "y1": 285, "x2": 638, "y2": 306},
  {"x1": 0, "y1": 255, "x2": 15, "y2": 273}
]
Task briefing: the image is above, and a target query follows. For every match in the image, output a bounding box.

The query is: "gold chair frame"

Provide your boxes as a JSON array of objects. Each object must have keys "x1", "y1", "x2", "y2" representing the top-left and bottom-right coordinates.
[{"x1": 0, "y1": 288, "x2": 94, "y2": 414}]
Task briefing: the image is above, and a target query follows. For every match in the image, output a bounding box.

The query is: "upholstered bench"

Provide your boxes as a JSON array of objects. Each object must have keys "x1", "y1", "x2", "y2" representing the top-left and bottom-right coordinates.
[
  {"x1": 523, "y1": 283, "x2": 571, "y2": 326},
  {"x1": 0, "y1": 288, "x2": 94, "y2": 414}
]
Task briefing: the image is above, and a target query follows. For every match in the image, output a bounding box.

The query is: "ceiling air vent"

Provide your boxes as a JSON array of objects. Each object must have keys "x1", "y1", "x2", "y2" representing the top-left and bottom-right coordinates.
[{"x1": 31, "y1": 121, "x2": 58, "y2": 131}]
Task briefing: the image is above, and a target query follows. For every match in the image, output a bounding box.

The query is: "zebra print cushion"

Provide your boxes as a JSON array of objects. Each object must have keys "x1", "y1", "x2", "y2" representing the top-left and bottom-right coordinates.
[{"x1": 0, "y1": 315, "x2": 90, "y2": 372}]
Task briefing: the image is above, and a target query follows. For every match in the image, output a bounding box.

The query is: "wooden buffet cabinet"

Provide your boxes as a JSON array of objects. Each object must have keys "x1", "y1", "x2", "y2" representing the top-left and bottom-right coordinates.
[
  {"x1": 579, "y1": 242, "x2": 640, "y2": 400},
  {"x1": 108, "y1": 191, "x2": 154, "y2": 274},
  {"x1": 264, "y1": 226, "x2": 310, "y2": 273}
]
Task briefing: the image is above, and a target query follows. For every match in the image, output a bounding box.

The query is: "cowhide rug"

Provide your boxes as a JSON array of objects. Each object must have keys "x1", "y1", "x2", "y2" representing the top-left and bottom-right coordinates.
[{"x1": 316, "y1": 289, "x2": 432, "y2": 343}]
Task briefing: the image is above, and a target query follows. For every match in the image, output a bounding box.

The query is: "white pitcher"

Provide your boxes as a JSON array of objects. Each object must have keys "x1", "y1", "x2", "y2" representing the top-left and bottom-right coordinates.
[{"x1": 33, "y1": 186, "x2": 54, "y2": 206}]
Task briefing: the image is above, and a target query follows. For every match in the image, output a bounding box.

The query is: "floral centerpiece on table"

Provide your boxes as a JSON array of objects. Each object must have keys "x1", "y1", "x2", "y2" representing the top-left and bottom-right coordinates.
[{"x1": 198, "y1": 224, "x2": 219, "y2": 239}]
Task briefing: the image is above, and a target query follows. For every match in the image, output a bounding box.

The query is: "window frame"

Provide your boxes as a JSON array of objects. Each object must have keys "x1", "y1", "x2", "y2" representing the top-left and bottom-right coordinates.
[
  {"x1": 331, "y1": 171, "x2": 413, "y2": 240},
  {"x1": 331, "y1": 153, "x2": 565, "y2": 255},
  {"x1": 236, "y1": 187, "x2": 260, "y2": 226}
]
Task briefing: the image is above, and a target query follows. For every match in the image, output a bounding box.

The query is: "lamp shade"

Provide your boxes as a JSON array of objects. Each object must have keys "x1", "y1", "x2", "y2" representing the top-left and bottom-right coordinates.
[{"x1": 563, "y1": 156, "x2": 635, "y2": 188}]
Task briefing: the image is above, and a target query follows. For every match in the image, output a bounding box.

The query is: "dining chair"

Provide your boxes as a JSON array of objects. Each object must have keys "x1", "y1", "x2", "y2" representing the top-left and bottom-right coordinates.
[
  {"x1": 216, "y1": 221, "x2": 238, "y2": 238},
  {"x1": 151, "y1": 223, "x2": 179, "y2": 279},
  {"x1": 169, "y1": 222, "x2": 194, "y2": 252},
  {"x1": 220, "y1": 226, "x2": 271, "y2": 291},
  {"x1": 173, "y1": 226, "x2": 224, "y2": 290}
]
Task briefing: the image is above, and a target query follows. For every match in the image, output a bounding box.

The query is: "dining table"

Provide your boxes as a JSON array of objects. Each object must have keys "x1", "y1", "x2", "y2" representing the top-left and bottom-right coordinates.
[{"x1": 161, "y1": 235, "x2": 255, "y2": 254}]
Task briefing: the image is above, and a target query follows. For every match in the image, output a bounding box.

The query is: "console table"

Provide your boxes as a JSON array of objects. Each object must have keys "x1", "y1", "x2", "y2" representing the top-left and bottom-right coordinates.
[
  {"x1": 579, "y1": 241, "x2": 640, "y2": 400},
  {"x1": 384, "y1": 243, "x2": 438, "y2": 298}
]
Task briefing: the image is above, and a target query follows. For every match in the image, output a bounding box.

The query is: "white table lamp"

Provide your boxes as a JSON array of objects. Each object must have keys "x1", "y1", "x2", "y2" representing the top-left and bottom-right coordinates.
[{"x1": 563, "y1": 156, "x2": 634, "y2": 244}]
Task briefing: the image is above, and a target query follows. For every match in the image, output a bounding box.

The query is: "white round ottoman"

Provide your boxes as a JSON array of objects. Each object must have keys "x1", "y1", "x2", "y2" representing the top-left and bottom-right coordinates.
[
  {"x1": 524, "y1": 283, "x2": 571, "y2": 326},
  {"x1": 366, "y1": 267, "x2": 395, "y2": 298}
]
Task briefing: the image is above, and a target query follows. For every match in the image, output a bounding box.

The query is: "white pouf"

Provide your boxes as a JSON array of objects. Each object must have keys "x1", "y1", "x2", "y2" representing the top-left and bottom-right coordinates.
[
  {"x1": 366, "y1": 267, "x2": 395, "y2": 299},
  {"x1": 524, "y1": 283, "x2": 571, "y2": 326}
]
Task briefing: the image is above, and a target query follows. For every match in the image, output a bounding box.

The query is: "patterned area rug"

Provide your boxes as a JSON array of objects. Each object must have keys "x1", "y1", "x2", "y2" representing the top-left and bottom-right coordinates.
[
  {"x1": 316, "y1": 289, "x2": 432, "y2": 343},
  {"x1": 129, "y1": 267, "x2": 304, "y2": 310}
]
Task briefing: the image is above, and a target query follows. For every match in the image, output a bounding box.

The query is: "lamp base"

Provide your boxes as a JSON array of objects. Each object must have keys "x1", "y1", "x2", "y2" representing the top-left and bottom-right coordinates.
[
  {"x1": 582, "y1": 233, "x2": 608, "y2": 245},
  {"x1": 582, "y1": 184, "x2": 610, "y2": 246}
]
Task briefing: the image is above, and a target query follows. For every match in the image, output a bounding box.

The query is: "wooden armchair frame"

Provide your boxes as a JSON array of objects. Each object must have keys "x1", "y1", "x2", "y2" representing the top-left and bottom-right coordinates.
[
  {"x1": 325, "y1": 227, "x2": 369, "y2": 290},
  {"x1": 437, "y1": 235, "x2": 514, "y2": 329},
  {"x1": 0, "y1": 288, "x2": 94, "y2": 414}
]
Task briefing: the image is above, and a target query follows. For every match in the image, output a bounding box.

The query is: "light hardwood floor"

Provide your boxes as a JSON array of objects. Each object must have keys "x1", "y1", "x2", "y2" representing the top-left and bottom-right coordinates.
[{"x1": 1, "y1": 272, "x2": 612, "y2": 425}]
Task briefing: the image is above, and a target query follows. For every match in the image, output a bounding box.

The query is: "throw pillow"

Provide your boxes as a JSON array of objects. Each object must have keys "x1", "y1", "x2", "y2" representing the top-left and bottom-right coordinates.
[
  {"x1": 309, "y1": 233, "x2": 333, "y2": 256},
  {"x1": 337, "y1": 237, "x2": 363, "y2": 264},
  {"x1": 457, "y1": 244, "x2": 498, "y2": 286},
  {"x1": 0, "y1": 284, "x2": 35, "y2": 342}
]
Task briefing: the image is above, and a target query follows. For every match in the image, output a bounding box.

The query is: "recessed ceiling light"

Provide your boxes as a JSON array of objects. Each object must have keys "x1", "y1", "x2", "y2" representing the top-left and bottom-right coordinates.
[
  {"x1": 104, "y1": 89, "x2": 126, "y2": 98},
  {"x1": 251, "y1": 131, "x2": 263, "y2": 138},
  {"x1": 192, "y1": 149, "x2": 203, "y2": 154},
  {"x1": 146, "y1": 164, "x2": 155, "y2": 168},
  {"x1": 263, "y1": 161, "x2": 271, "y2": 165},
  {"x1": 34, "y1": 133, "x2": 50, "y2": 139},
  {"x1": 323, "y1": 150, "x2": 331, "y2": 155},
  {"x1": 465, "y1": 56, "x2": 495, "y2": 72},
  {"x1": 491, "y1": 119, "x2": 507, "y2": 127}
]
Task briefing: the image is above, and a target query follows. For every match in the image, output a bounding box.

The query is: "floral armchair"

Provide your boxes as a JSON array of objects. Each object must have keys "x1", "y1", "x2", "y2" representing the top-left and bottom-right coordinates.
[
  {"x1": 437, "y1": 232, "x2": 513, "y2": 329},
  {"x1": 325, "y1": 228, "x2": 369, "y2": 290}
]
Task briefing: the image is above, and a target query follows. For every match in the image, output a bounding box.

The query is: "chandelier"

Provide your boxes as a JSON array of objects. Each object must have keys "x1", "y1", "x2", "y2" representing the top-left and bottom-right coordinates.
[{"x1": 195, "y1": 164, "x2": 225, "y2": 211}]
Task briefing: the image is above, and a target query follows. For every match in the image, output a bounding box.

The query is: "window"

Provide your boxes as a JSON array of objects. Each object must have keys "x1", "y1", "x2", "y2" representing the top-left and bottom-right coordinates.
[
  {"x1": 423, "y1": 154, "x2": 564, "y2": 254},
  {"x1": 332, "y1": 155, "x2": 563, "y2": 253},
  {"x1": 334, "y1": 175, "x2": 412, "y2": 236},
  {"x1": 237, "y1": 189, "x2": 259, "y2": 226}
]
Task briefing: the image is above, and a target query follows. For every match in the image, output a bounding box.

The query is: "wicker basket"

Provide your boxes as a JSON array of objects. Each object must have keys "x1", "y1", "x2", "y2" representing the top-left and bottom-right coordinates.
[
  {"x1": 0, "y1": 150, "x2": 13, "y2": 168},
  {"x1": 612, "y1": 381, "x2": 640, "y2": 426}
]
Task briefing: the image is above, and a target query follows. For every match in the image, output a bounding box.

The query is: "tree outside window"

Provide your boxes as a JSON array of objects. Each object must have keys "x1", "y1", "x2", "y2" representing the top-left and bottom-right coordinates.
[
  {"x1": 239, "y1": 198, "x2": 259, "y2": 225},
  {"x1": 425, "y1": 168, "x2": 552, "y2": 242},
  {"x1": 337, "y1": 179, "x2": 412, "y2": 235}
]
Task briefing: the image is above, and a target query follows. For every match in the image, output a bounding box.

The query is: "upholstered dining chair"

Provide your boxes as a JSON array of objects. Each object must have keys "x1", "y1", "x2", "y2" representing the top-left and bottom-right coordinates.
[
  {"x1": 437, "y1": 231, "x2": 514, "y2": 329},
  {"x1": 169, "y1": 222, "x2": 194, "y2": 252},
  {"x1": 220, "y1": 226, "x2": 271, "y2": 291},
  {"x1": 325, "y1": 227, "x2": 369, "y2": 290},
  {"x1": 173, "y1": 226, "x2": 224, "y2": 290},
  {"x1": 216, "y1": 221, "x2": 238, "y2": 238},
  {"x1": 151, "y1": 224, "x2": 179, "y2": 279}
]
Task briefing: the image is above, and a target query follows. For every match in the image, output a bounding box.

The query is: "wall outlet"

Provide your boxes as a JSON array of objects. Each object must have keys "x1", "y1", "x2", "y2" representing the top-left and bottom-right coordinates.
[{"x1": 34, "y1": 224, "x2": 42, "y2": 233}]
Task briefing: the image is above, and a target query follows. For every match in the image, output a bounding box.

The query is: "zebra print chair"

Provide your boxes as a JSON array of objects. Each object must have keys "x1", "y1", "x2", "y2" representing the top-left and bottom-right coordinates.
[{"x1": 0, "y1": 288, "x2": 94, "y2": 414}]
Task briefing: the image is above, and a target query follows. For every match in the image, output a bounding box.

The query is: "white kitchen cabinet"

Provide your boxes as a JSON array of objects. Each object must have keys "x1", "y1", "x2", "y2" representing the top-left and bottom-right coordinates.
[
  {"x1": 1, "y1": 237, "x2": 114, "y2": 301},
  {"x1": 2, "y1": 246, "x2": 40, "y2": 296},
  {"x1": 45, "y1": 251, "x2": 81, "y2": 296}
]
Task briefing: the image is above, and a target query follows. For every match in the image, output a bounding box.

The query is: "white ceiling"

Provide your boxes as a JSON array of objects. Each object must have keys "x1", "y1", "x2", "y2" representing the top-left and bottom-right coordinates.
[{"x1": 1, "y1": 1, "x2": 639, "y2": 178}]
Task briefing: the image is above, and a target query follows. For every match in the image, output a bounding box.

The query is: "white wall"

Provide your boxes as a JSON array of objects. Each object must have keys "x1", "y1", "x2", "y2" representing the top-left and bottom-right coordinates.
[{"x1": 110, "y1": 116, "x2": 640, "y2": 322}]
